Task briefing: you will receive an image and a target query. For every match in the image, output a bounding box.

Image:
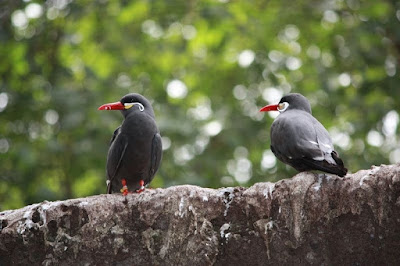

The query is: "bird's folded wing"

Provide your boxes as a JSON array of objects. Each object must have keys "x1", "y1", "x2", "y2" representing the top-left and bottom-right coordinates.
[
  {"x1": 273, "y1": 114, "x2": 332, "y2": 161},
  {"x1": 106, "y1": 133, "x2": 128, "y2": 193},
  {"x1": 109, "y1": 126, "x2": 121, "y2": 145},
  {"x1": 149, "y1": 133, "x2": 162, "y2": 178}
]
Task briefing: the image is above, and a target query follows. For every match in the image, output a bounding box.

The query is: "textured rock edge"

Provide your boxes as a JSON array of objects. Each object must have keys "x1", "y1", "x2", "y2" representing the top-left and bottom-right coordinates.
[{"x1": 1, "y1": 164, "x2": 400, "y2": 265}]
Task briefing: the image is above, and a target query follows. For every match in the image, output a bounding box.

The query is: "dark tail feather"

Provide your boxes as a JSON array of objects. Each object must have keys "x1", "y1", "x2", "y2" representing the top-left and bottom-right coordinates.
[
  {"x1": 331, "y1": 151, "x2": 347, "y2": 176},
  {"x1": 107, "y1": 180, "x2": 112, "y2": 194},
  {"x1": 331, "y1": 151, "x2": 344, "y2": 167},
  {"x1": 301, "y1": 152, "x2": 347, "y2": 177}
]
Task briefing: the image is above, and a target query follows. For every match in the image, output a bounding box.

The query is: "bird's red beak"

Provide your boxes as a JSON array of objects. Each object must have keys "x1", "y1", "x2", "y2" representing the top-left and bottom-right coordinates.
[
  {"x1": 259, "y1": 104, "x2": 279, "y2": 112},
  {"x1": 98, "y1": 101, "x2": 124, "y2": 110}
]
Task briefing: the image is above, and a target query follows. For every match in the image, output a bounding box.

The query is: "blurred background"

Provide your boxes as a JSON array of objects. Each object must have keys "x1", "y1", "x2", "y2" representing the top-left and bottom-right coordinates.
[{"x1": 1, "y1": 0, "x2": 399, "y2": 211}]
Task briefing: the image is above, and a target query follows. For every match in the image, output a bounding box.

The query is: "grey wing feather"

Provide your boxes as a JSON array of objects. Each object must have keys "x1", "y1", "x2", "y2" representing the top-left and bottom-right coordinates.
[
  {"x1": 149, "y1": 133, "x2": 162, "y2": 180},
  {"x1": 110, "y1": 126, "x2": 121, "y2": 145},
  {"x1": 311, "y1": 119, "x2": 336, "y2": 164},
  {"x1": 272, "y1": 112, "x2": 332, "y2": 161},
  {"x1": 106, "y1": 129, "x2": 128, "y2": 194}
]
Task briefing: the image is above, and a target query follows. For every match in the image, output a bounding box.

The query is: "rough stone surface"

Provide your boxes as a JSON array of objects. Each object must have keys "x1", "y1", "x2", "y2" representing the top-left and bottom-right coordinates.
[{"x1": 1, "y1": 164, "x2": 400, "y2": 265}]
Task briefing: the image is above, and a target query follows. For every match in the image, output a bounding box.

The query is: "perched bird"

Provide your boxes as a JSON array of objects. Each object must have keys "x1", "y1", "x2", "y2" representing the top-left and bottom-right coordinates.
[
  {"x1": 259, "y1": 93, "x2": 347, "y2": 177},
  {"x1": 98, "y1": 93, "x2": 162, "y2": 194}
]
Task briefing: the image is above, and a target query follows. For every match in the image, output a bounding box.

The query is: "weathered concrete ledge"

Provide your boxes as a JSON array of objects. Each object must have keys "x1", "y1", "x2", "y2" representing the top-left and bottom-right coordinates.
[{"x1": 1, "y1": 164, "x2": 400, "y2": 265}]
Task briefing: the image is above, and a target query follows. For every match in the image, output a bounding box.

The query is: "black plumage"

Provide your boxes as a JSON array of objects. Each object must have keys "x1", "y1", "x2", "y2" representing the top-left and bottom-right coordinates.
[
  {"x1": 260, "y1": 93, "x2": 347, "y2": 177},
  {"x1": 99, "y1": 93, "x2": 162, "y2": 194}
]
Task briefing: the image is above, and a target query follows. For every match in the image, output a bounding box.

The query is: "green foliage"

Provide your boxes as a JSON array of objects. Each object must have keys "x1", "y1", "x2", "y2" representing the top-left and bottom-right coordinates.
[{"x1": 1, "y1": 0, "x2": 399, "y2": 210}]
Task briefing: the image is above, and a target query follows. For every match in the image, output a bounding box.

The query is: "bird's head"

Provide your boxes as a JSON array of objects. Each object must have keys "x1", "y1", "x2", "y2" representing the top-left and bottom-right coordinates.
[
  {"x1": 259, "y1": 93, "x2": 312, "y2": 114},
  {"x1": 98, "y1": 93, "x2": 155, "y2": 118}
]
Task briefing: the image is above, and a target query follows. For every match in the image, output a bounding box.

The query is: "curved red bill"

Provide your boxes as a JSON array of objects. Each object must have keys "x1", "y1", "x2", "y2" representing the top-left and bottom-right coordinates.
[
  {"x1": 259, "y1": 104, "x2": 279, "y2": 112},
  {"x1": 98, "y1": 101, "x2": 124, "y2": 110}
]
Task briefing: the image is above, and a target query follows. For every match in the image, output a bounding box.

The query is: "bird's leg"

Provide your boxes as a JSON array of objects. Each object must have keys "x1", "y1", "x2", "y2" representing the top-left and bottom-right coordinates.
[
  {"x1": 120, "y1": 178, "x2": 130, "y2": 196},
  {"x1": 136, "y1": 180, "x2": 145, "y2": 193}
]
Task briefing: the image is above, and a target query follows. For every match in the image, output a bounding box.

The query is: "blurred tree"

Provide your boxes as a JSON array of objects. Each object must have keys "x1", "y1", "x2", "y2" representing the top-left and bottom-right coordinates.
[{"x1": 0, "y1": 0, "x2": 399, "y2": 210}]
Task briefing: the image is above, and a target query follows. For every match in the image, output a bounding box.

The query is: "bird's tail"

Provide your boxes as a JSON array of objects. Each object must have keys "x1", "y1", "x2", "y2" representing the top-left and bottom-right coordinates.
[
  {"x1": 302, "y1": 151, "x2": 348, "y2": 177},
  {"x1": 106, "y1": 179, "x2": 112, "y2": 194},
  {"x1": 331, "y1": 151, "x2": 348, "y2": 176}
]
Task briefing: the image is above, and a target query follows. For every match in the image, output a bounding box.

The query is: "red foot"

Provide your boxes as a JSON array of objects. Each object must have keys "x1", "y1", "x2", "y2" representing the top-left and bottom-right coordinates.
[
  {"x1": 136, "y1": 180, "x2": 145, "y2": 193},
  {"x1": 120, "y1": 178, "x2": 129, "y2": 196}
]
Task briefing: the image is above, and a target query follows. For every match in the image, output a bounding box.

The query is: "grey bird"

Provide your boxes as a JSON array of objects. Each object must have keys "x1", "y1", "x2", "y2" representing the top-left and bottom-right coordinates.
[
  {"x1": 259, "y1": 93, "x2": 347, "y2": 177},
  {"x1": 98, "y1": 93, "x2": 162, "y2": 194}
]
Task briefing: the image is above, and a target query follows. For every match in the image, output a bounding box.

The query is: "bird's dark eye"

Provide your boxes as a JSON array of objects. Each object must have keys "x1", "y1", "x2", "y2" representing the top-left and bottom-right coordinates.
[{"x1": 278, "y1": 102, "x2": 289, "y2": 112}]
